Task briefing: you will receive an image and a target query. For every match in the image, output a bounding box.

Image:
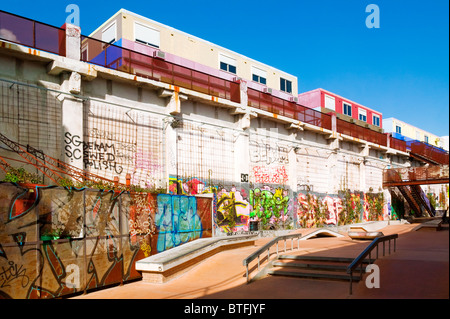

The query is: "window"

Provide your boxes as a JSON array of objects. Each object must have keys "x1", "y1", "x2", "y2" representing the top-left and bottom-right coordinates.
[
  {"x1": 252, "y1": 66, "x2": 267, "y2": 85},
  {"x1": 219, "y1": 54, "x2": 237, "y2": 74},
  {"x1": 134, "y1": 22, "x2": 160, "y2": 48},
  {"x1": 373, "y1": 115, "x2": 380, "y2": 127},
  {"x1": 358, "y1": 109, "x2": 367, "y2": 122},
  {"x1": 280, "y1": 78, "x2": 292, "y2": 93},
  {"x1": 324, "y1": 94, "x2": 336, "y2": 111},
  {"x1": 395, "y1": 125, "x2": 402, "y2": 134},
  {"x1": 343, "y1": 102, "x2": 352, "y2": 117},
  {"x1": 102, "y1": 22, "x2": 116, "y2": 44},
  {"x1": 424, "y1": 135, "x2": 429, "y2": 143}
]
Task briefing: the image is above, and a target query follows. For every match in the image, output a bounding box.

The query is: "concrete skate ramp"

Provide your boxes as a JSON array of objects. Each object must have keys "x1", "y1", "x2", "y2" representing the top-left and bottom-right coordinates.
[{"x1": 300, "y1": 229, "x2": 344, "y2": 240}]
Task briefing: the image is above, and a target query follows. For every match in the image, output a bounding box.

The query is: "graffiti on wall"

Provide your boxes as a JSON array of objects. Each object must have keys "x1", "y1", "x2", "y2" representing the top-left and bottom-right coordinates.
[
  {"x1": 64, "y1": 129, "x2": 164, "y2": 188},
  {"x1": 0, "y1": 183, "x2": 212, "y2": 299},
  {"x1": 250, "y1": 137, "x2": 289, "y2": 185},
  {"x1": 296, "y1": 191, "x2": 388, "y2": 228},
  {"x1": 155, "y1": 195, "x2": 202, "y2": 253},
  {"x1": 249, "y1": 187, "x2": 291, "y2": 227},
  {"x1": 215, "y1": 188, "x2": 250, "y2": 233},
  {"x1": 168, "y1": 176, "x2": 216, "y2": 195},
  {"x1": 252, "y1": 165, "x2": 288, "y2": 184},
  {"x1": 249, "y1": 140, "x2": 289, "y2": 165},
  {"x1": 64, "y1": 131, "x2": 125, "y2": 174}
]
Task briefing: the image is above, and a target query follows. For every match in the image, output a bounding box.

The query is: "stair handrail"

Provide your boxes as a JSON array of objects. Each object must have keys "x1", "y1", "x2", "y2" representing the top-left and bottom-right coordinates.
[
  {"x1": 347, "y1": 233, "x2": 398, "y2": 294},
  {"x1": 243, "y1": 233, "x2": 302, "y2": 283}
]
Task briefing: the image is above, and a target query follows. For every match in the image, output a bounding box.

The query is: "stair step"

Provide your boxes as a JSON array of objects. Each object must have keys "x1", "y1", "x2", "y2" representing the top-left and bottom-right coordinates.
[
  {"x1": 272, "y1": 261, "x2": 348, "y2": 271},
  {"x1": 278, "y1": 255, "x2": 371, "y2": 264},
  {"x1": 268, "y1": 269, "x2": 360, "y2": 282}
]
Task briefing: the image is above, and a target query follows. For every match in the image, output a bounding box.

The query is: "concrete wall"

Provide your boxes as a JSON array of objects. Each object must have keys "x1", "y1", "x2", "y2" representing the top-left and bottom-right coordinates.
[{"x1": 0, "y1": 26, "x2": 414, "y2": 234}]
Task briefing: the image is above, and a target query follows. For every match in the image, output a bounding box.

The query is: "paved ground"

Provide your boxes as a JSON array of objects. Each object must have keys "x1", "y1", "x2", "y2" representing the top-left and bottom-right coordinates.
[{"x1": 72, "y1": 223, "x2": 449, "y2": 300}]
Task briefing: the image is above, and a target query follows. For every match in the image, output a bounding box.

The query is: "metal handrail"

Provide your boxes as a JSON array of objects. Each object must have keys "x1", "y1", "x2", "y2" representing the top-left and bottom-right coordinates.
[
  {"x1": 347, "y1": 234, "x2": 398, "y2": 294},
  {"x1": 243, "y1": 233, "x2": 302, "y2": 283}
]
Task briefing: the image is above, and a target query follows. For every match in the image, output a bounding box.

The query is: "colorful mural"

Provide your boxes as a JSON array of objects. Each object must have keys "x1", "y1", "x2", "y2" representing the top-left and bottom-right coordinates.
[
  {"x1": 296, "y1": 190, "x2": 388, "y2": 228},
  {"x1": 0, "y1": 182, "x2": 212, "y2": 299}
]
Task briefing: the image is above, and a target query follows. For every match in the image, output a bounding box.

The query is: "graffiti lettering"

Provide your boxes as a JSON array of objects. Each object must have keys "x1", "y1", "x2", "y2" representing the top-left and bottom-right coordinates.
[
  {"x1": 216, "y1": 189, "x2": 249, "y2": 233},
  {"x1": 155, "y1": 195, "x2": 202, "y2": 252},
  {"x1": 0, "y1": 261, "x2": 29, "y2": 288},
  {"x1": 64, "y1": 132, "x2": 124, "y2": 174},
  {"x1": 0, "y1": 183, "x2": 212, "y2": 299},
  {"x1": 250, "y1": 141, "x2": 289, "y2": 165},
  {"x1": 253, "y1": 166, "x2": 288, "y2": 184}
]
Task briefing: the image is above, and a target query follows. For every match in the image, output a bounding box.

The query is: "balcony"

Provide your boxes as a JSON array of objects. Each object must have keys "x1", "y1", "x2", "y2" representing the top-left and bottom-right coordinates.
[
  {"x1": 0, "y1": 10, "x2": 65, "y2": 55},
  {"x1": 80, "y1": 36, "x2": 241, "y2": 103},
  {"x1": 247, "y1": 88, "x2": 332, "y2": 130}
]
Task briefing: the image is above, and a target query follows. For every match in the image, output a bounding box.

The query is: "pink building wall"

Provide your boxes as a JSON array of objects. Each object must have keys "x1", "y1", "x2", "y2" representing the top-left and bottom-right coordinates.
[{"x1": 298, "y1": 88, "x2": 383, "y2": 128}]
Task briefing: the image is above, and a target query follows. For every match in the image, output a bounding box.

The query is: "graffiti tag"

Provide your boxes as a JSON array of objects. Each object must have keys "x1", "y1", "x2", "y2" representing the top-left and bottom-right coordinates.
[{"x1": 0, "y1": 261, "x2": 29, "y2": 288}]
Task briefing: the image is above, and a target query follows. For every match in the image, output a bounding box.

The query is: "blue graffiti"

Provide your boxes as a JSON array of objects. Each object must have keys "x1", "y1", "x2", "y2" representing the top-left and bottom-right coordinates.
[{"x1": 155, "y1": 195, "x2": 202, "y2": 252}]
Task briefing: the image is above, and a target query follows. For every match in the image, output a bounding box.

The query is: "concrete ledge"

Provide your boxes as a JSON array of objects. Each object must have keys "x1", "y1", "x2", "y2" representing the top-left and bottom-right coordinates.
[
  {"x1": 348, "y1": 231, "x2": 384, "y2": 240},
  {"x1": 413, "y1": 219, "x2": 443, "y2": 232},
  {"x1": 136, "y1": 235, "x2": 257, "y2": 283}
]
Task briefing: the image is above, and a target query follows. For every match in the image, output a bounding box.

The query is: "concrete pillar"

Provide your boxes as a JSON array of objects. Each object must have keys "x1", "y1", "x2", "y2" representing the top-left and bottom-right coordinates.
[
  {"x1": 234, "y1": 131, "x2": 250, "y2": 189},
  {"x1": 359, "y1": 144, "x2": 370, "y2": 192},
  {"x1": 59, "y1": 23, "x2": 84, "y2": 171},
  {"x1": 327, "y1": 151, "x2": 339, "y2": 193},
  {"x1": 164, "y1": 117, "x2": 179, "y2": 192},
  {"x1": 330, "y1": 113, "x2": 337, "y2": 132},
  {"x1": 359, "y1": 160, "x2": 366, "y2": 192},
  {"x1": 238, "y1": 78, "x2": 248, "y2": 108},
  {"x1": 288, "y1": 132, "x2": 298, "y2": 192},
  {"x1": 61, "y1": 23, "x2": 81, "y2": 61},
  {"x1": 61, "y1": 72, "x2": 84, "y2": 170}
]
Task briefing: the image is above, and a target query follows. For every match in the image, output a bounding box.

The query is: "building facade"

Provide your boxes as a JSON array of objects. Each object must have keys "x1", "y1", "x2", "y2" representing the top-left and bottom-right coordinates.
[
  {"x1": 88, "y1": 9, "x2": 298, "y2": 97},
  {"x1": 383, "y1": 117, "x2": 444, "y2": 149},
  {"x1": 298, "y1": 88, "x2": 383, "y2": 132}
]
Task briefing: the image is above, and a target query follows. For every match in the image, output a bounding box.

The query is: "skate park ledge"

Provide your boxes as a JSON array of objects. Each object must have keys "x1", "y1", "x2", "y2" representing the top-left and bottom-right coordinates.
[{"x1": 135, "y1": 234, "x2": 257, "y2": 283}]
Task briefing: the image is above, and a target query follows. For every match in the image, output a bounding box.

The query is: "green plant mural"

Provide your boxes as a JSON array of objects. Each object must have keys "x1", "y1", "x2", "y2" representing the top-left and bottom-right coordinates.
[{"x1": 249, "y1": 188, "x2": 290, "y2": 228}]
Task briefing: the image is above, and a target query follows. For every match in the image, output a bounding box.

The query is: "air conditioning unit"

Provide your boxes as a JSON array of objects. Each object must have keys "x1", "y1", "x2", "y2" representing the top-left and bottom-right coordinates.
[
  {"x1": 153, "y1": 50, "x2": 166, "y2": 60},
  {"x1": 263, "y1": 87, "x2": 272, "y2": 94},
  {"x1": 289, "y1": 96, "x2": 298, "y2": 103}
]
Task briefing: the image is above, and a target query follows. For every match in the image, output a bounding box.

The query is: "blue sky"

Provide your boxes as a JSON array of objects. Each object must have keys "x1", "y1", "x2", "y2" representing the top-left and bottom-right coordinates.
[{"x1": 1, "y1": 0, "x2": 449, "y2": 136}]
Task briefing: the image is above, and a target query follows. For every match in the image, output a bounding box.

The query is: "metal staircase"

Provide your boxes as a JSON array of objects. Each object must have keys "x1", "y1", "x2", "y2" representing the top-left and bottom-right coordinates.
[{"x1": 409, "y1": 185, "x2": 435, "y2": 217}]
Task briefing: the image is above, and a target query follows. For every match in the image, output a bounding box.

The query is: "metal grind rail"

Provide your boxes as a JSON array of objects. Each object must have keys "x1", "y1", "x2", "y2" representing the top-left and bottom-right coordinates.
[
  {"x1": 347, "y1": 234, "x2": 398, "y2": 295},
  {"x1": 243, "y1": 233, "x2": 303, "y2": 283}
]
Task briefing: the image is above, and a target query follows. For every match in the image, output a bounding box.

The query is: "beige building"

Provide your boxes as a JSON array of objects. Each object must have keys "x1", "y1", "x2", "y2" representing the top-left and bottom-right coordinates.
[
  {"x1": 383, "y1": 117, "x2": 444, "y2": 149},
  {"x1": 88, "y1": 9, "x2": 298, "y2": 96}
]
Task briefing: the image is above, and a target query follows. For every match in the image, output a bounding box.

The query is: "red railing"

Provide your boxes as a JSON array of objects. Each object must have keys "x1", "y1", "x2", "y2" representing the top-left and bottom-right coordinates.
[
  {"x1": 336, "y1": 118, "x2": 387, "y2": 146},
  {"x1": 389, "y1": 136, "x2": 407, "y2": 153},
  {"x1": 80, "y1": 36, "x2": 240, "y2": 103},
  {"x1": 408, "y1": 141, "x2": 449, "y2": 165},
  {"x1": 247, "y1": 88, "x2": 332, "y2": 130},
  {"x1": 0, "y1": 10, "x2": 65, "y2": 55}
]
